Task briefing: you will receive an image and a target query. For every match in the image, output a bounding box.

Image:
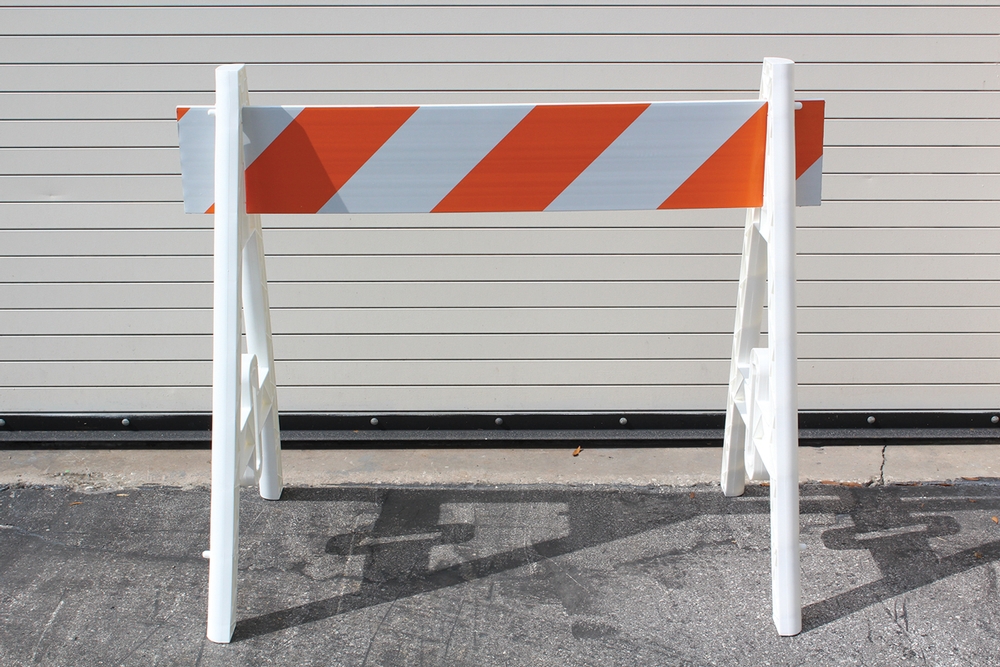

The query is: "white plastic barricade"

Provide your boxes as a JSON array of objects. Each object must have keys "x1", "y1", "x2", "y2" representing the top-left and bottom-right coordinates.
[{"x1": 177, "y1": 60, "x2": 825, "y2": 642}]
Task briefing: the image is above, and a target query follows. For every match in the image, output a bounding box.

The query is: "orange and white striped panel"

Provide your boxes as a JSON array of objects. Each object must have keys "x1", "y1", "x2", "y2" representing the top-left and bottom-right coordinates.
[
  {"x1": 177, "y1": 106, "x2": 216, "y2": 215},
  {"x1": 178, "y1": 100, "x2": 823, "y2": 214},
  {"x1": 794, "y1": 100, "x2": 824, "y2": 207}
]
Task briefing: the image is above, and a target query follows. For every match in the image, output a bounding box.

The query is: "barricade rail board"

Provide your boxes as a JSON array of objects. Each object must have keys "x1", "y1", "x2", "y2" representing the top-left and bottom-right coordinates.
[
  {"x1": 177, "y1": 60, "x2": 824, "y2": 642},
  {"x1": 178, "y1": 99, "x2": 823, "y2": 214}
]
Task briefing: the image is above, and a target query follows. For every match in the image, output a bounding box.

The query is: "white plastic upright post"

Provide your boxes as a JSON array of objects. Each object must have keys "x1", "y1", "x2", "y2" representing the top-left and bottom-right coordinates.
[
  {"x1": 206, "y1": 63, "x2": 248, "y2": 644},
  {"x1": 720, "y1": 58, "x2": 801, "y2": 636},
  {"x1": 762, "y1": 57, "x2": 801, "y2": 637}
]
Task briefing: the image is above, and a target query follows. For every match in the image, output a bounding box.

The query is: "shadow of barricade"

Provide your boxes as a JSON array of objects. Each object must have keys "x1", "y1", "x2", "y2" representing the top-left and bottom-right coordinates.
[
  {"x1": 803, "y1": 483, "x2": 1000, "y2": 632},
  {"x1": 232, "y1": 482, "x2": 1000, "y2": 640}
]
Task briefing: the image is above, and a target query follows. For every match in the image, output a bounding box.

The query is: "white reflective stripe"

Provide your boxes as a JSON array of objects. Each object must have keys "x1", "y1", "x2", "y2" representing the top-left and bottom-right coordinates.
[
  {"x1": 243, "y1": 106, "x2": 302, "y2": 168},
  {"x1": 795, "y1": 156, "x2": 823, "y2": 207},
  {"x1": 177, "y1": 107, "x2": 215, "y2": 214},
  {"x1": 323, "y1": 104, "x2": 533, "y2": 213},
  {"x1": 547, "y1": 100, "x2": 764, "y2": 212}
]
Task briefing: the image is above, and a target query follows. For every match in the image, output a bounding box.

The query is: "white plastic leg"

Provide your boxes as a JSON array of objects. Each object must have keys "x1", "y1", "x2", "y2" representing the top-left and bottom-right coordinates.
[
  {"x1": 762, "y1": 57, "x2": 801, "y2": 637},
  {"x1": 722, "y1": 208, "x2": 768, "y2": 497},
  {"x1": 240, "y1": 354, "x2": 261, "y2": 487},
  {"x1": 721, "y1": 397, "x2": 747, "y2": 496},
  {"x1": 745, "y1": 347, "x2": 771, "y2": 482},
  {"x1": 241, "y1": 218, "x2": 283, "y2": 501},
  {"x1": 771, "y1": 468, "x2": 800, "y2": 635},
  {"x1": 256, "y1": 403, "x2": 282, "y2": 500},
  {"x1": 206, "y1": 63, "x2": 249, "y2": 645}
]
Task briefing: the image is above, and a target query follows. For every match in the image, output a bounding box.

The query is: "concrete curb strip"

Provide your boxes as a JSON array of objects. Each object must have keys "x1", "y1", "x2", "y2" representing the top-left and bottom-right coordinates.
[{"x1": 4, "y1": 445, "x2": 1000, "y2": 492}]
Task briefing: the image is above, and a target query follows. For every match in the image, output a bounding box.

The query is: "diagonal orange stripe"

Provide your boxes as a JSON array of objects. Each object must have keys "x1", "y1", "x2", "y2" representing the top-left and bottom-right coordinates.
[
  {"x1": 433, "y1": 103, "x2": 649, "y2": 213},
  {"x1": 246, "y1": 106, "x2": 417, "y2": 214},
  {"x1": 176, "y1": 107, "x2": 189, "y2": 121},
  {"x1": 297, "y1": 107, "x2": 418, "y2": 194},
  {"x1": 659, "y1": 104, "x2": 768, "y2": 210},
  {"x1": 795, "y1": 100, "x2": 825, "y2": 178}
]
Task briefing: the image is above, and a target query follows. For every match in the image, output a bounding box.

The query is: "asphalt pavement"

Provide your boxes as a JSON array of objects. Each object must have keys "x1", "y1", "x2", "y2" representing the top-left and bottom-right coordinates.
[{"x1": 3, "y1": 470, "x2": 1000, "y2": 666}]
